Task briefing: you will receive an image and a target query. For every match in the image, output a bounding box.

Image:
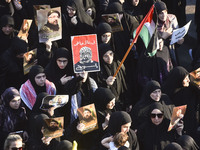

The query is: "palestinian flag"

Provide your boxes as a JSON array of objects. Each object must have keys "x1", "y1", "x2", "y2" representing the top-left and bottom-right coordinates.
[{"x1": 133, "y1": 4, "x2": 159, "y2": 57}]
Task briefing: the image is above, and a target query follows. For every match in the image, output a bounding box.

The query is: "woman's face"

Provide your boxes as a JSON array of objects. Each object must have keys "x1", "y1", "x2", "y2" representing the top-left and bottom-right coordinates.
[
  {"x1": 56, "y1": 57, "x2": 68, "y2": 69},
  {"x1": 9, "y1": 140, "x2": 23, "y2": 150},
  {"x1": 182, "y1": 75, "x2": 190, "y2": 87},
  {"x1": 106, "y1": 98, "x2": 115, "y2": 110},
  {"x1": 121, "y1": 122, "x2": 131, "y2": 133},
  {"x1": 103, "y1": 50, "x2": 114, "y2": 64},
  {"x1": 132, "y1": 0, "x2": 139, "y2": 6},
  {"x1": 67, "y1": 6, "x2": 76, "y2": 17},
  {"x1": 35, "y1": 73, "x2": 46, "y2": 86},
  {"x1": 101, "y1": 32, "x2": 111, "y2": 43},
  {"x1": 151, "y1": 109, "x2": 164, "y2": 125},
  {"x1": 158, "y1": 10, "x2": 168, "y2": 22},
  {"x1": 150, "y1": 89, "x2": 161, "y2": 101},
  {"x1": 9, "y1": 96, "x2": 21, "y2": 109},
  {"x1": 2, "y1": 25, "x2": 13, "y2": 35}
]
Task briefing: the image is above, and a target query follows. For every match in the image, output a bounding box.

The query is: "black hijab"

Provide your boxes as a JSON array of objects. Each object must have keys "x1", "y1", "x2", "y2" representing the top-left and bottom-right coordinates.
[
  {"x1": 96, "y1": 22, "x2": 112, "y2": 44},
  {"x1": 29, "y1": 65, "x2": 46, "y2": 95},
  {"x1": 162, "y1": 66, "x2": 189, "y2": 99},
  {"x1": 56, "y1": 140, "x2": 72, "y2": 150},
  {"x1": 107, "y1": 111, "x2": 132, "y2": 135},
  {"x1": 164, "y1": 142, "x2": 183, "y2": 150},
  {"x1": 177, "y1": 135, "x2": 199, "y2": 150},
  {"x1": 45, "y1": 47, "x2": 73, "y2": 94},
  {"x1": 93, "y1": 87, "x2": 115, "y2": 112}
]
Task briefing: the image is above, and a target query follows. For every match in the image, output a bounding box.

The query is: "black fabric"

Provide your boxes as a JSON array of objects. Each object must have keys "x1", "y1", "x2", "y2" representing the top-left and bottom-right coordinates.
[
  {"x1": 101, "y1": 111, "x2": 139, "y2": 150},
  {"x1": 164, "y1": 142, "x2": 182, "y2": 150},
  {"x1": 0, "y1": 15, "x2": 14, "y2": 28},
  {"x1": 61, "y1": 0, "x2": 94, "y2": 49},
  {"x1": 131, "y1": 80, "x2": 174, "y2": 129},
  {"x1": 98, "y1": 43, "x2": 113, "y2": 58},
  {"x1": 137, "y1": 103, "x2": 178, "y2": 150},
  {"x1": 29, "y1": 65, "x2": 46, "y2": 95},
  {"x1": 177, "y1": 135, "x2": 199, "y2": 150},
  {"x1": 93, "y1": 87, "x2": 115, "y2": 111},
  {"x1": 0, "y1": 37, "x2": 28, "y2": 95},
  {"x1": 154, "y1": 1, "x2": 167, "y2": 14},
  {"x1": 96, "y1": 22, "x2": 112, "y2": 44},
  {"x1": 162, "y1": 66, "x2": 189, "y2": 100},
  {"x1": 0, "y1": 87, "x2": 27, "y2": 150},
  {"x1": 45, "y1": 47, "x2": 73, "y2": 94},
  {"x1": 56, "y1": 140, "x2": 72, "y2": 150}
]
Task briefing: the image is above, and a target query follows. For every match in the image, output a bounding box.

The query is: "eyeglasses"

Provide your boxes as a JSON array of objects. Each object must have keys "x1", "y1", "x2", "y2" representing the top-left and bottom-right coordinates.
[
  {"x1": 11, "y1": 147, "x2": 23, "y2": 150},
  {"x1": 151, "y1": 113, "x2": 163, "y2": 118}
]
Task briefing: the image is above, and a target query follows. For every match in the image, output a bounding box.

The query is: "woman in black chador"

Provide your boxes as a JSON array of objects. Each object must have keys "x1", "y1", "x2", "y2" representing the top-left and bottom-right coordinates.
[
  {"x1": 100, "y1": 111, "x2": 139, "y2": 150},
  {"x1": 137, "y1": 103, "x2": 183, "y2": 150},
  {"x1": 60, "y1": 0, "x2": 95, "y2": 50},
  {"x1": 131, "y1": 80, "x2": 174, "y2": 129}
]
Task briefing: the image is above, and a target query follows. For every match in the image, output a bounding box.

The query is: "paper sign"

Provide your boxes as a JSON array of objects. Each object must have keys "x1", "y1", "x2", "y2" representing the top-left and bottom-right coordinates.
[
  {"x1": 170, "y1": 20, "x2": 192, "y2": 45},
  {"x1": 18, "y1": 19, "x2": 32, "y2": 42},
  {"x1": 23, "y1": 49, "x2": 37, "y2": 75},
  {"x1": 37, "y1": 7, "x2": 62, "y2": 43},
  {"x1": 168, "y1": 105, "x2": 187, "y2": 131},
  {"x1": 77, "y1": 103, "x2": 98, "y2": 134},
  {"x1": 71, "y1": 34, "x2": 100, "y2": 73}
]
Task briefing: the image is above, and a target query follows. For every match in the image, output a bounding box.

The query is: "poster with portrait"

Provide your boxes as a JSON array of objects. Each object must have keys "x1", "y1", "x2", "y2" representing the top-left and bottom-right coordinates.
[
  {"x1": 71, "y1": 34, "x2": 100, "y2": 73},
  {"x1": 168, "y1": 105, "x2": 187, "y2": 131},
  {"x1": 37, "y1": 7, "x2": 62, "y2": 43},
  {"x1": 190, "y1": 67, "x2": 200, "y2": 89},
  {"x1": 18, "y1": 19, "x2": 32, "y2": 42},
  {"x1": 77, "y1": 103, "x2": 98, "y2": 134},
  {"x1": 40, "y1": 95, "x2": 69, "y2": 110},
  {"x1": 23, "y1": 49, "x2": 37, "y2": 75},
  {"x1": 33, "y1": 5, "x2": 51, "y2": 26},
  {"x1": 43, "y1": 117, "x2": 64, "y2": 138},
  {"x1": 101, "y1": 13, "x2": 123, "y2": 32}
]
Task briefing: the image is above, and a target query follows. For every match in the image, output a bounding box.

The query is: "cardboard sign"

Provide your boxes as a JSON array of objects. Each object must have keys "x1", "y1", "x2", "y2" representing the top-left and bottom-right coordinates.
[
  {"x1": 43, "y1": 117, "x2": 64, "y2": 138},
  {"x1": 40, "y1": 95, "x2": 69, "y2": 110},
  {"x1": 77, "y1": 103, "x2": 98, "y2": 134},
  {"x1": 168, "y1": 105, "x2": 187, "y2": 131},
  {"x1": 71, "y1": 34, "x2": 100, "y2": 73},
  {"x1": 37, "y1": 7, "x2": 62, "y2": 43},
  {"x1": 18, "y1": 19, "x2": 32, "y2": 42},
  {"x1": 102, "y1": 13, "x2": 123, "y2": 32},
  {"x1": 23, "y1": 49, "x2": 37, "y2": 75}
]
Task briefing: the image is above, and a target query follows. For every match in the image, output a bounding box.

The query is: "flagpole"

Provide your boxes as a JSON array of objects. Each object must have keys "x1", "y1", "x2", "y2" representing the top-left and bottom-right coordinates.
[{"x1": 113, "y1": 4, "x2": 154, "y2": 77}]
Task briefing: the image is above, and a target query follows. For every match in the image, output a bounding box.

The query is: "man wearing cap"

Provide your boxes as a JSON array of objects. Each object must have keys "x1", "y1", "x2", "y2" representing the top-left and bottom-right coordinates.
[{"x1": 39, "y1": 10, "x2": 61, "y2": 34}]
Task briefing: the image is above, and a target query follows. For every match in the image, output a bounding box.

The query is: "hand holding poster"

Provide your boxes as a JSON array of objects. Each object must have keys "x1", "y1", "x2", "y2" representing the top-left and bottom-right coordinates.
[
  {"x1": 40, "y1": 95, "x2": 69, "y2": 110},
  {"x1": 170, "y1": 20, "x2": 192, "y2": 45},
  {"x1": 168, "y1": 105, "x2": 187, "y2": 131},
  {"x1": 77, "y1": 103, "x2": 98, "y2": 134},
  {"x1": 101, "y1": 13, "x2": 123, "y2": 32},
  {"x1": 37, "y1": 7, "x2": 62, "y2": 43},
  {"x1": 43, "y1": 117, "x2": 64, "y2": 138},
  {"x1": 23, "y1": 49, "x2": 37, "y2": 75},
  {"x1": 71, "y1": 34, "x2": 100, "y2": 73}
]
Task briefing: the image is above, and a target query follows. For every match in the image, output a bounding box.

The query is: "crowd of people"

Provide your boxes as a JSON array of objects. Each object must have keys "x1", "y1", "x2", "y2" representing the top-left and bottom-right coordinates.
[{"x1": 0, "y1": 0, "x2": 200, "y2": 150}]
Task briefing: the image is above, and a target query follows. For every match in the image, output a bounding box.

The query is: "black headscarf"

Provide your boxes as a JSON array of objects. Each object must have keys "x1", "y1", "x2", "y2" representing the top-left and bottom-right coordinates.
[
  {"x1": 45, "y1": 47, "x2": 73, "y2": 94},
  {"x1": 96, "y1": 22, "x2": 112, "y2": 44},
  {"x1": 0, "y1": 15, "x2": 14, "y2": 29},
  {"x1": 98, "y1": 43, "x2": 128, "y2": 103},
  {"x1": 177, "y1": 135, "x2": 199, "y2": 150},
  {"x1": 10, "y1": 36, "x2": 28, "y2": 56},
  {"x1": 162, "y1": 66, "x2": 189, "y2": 99},
  {"x1": 107, "y1": 111, "x2": 132, "y2": 135},
  {"x1": 56, "y1": 140, "x2": 72, "y2": 150},
  {"x1": 93, "y1": 87, "x2": 115, "y2": 111},
  {"x1": 164, "y1": 142, "x2": 183, "y2": 150},
  {"x1": 32, "y1": 92, "x2": 49, "y2": 115},
  {"x1": 29, "y1": 65, "x2": 46, "y2": 95},
  {"x1": 131, "y1": 80, "x2": 173, "y2": 129},
  {"x1": 154, "y1": 1, "x2": 167, "y2": 14}
]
